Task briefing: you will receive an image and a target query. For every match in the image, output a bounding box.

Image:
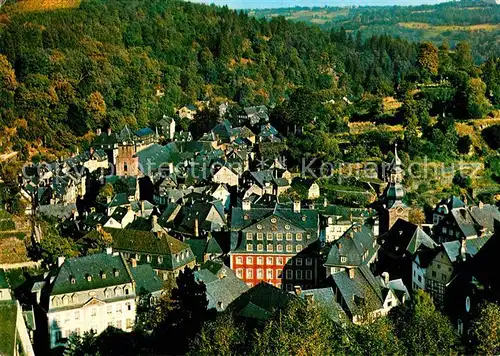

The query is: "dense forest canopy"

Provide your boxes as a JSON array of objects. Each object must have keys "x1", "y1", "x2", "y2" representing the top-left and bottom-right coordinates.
[
  {"x1": 251, "y1": 0, "x2": 500, "y2": 63},
  {"x1": 0, "y1": 0, "x2": 497, "y2": 162}
]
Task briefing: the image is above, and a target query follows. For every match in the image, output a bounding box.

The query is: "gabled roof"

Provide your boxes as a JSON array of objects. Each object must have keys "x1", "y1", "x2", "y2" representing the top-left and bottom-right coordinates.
[
  {"x1": 228, "y1": 282, "x2": 296, "y2": 320},
  {"x1": 331, "y1": 265, "x2": 384, "y2": 317},
  {"x1": 442, "y1": 236, "x2": 490, "y2": 263},
  {"x1": 82, "y1": 228, "x2": 194, "y2": 270},
  {"x1": 324, "y1": 224, "x2": 378, "y2": 267},
  {"x1": 135, "y1": 127, "x2": 154, "y2": 137},
  {"x1": 381, "y1": 219, "x2": 436, "y2": 257},
  {"x1": 130, "y1": 264, "x2": 163, "y2": 295},
  {"x1": 51, "y1": 252, "x2": 132, "y2": 295},
  {"x1": 299, "y1": 287, "x2": 347, "y2": 323}
]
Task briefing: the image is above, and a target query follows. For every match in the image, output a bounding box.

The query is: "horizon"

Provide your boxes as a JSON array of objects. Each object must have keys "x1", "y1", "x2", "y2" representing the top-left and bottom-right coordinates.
[{"x1": 188, "y1": 0, "x2": 453, "y2": 9}]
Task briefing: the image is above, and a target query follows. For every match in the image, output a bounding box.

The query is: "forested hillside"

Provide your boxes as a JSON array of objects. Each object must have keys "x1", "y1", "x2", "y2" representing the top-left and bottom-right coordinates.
[
  {"x1": 0, "y1": 0, "x2": 497, "y2": 164},
  {"x1": 251, "y1": 1, "x2": 500, "y2": 63}
]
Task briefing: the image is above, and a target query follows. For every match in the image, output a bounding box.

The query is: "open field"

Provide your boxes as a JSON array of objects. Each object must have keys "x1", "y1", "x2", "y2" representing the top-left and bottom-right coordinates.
[
  {"x1": 398, "y1": 22, "x2": 500, "y2": 32},
  {"x1": 13, "y1": 0, "x2": 79, "y2": 12}
]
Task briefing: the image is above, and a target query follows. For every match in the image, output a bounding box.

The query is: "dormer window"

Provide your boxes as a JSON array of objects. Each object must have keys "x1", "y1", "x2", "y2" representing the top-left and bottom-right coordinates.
[
  {"x1": 113, "y1": 269, "x2": 119, "y2": 277},
  {"x1": 86, "y1": 274, "x2": 92, "y2": 282},
  {"x1": 271, "y1": 217, "x2": 277, "y2": 223},
  {"x1": 101, "y1": 271, "x2": 106, "y2": 279},
  {"x1": 70, "y1": 276, "x2": 76, "y2": 284}
]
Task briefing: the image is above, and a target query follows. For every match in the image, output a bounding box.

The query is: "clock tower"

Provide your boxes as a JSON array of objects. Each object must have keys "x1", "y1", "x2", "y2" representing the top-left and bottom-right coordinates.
[{"x1": 383, "y1": 144, "x2": 409, "y2": 232}]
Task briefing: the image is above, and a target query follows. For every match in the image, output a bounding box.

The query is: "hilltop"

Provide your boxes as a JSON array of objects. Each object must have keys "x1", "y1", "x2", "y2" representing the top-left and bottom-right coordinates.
[{"x1": 250, "y1": 0, "x2": 500, "y2": 62}]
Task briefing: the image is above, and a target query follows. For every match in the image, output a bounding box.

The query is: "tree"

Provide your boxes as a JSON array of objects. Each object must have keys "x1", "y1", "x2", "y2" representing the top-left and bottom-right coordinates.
[
  {"x1": 252, "y1": 300, "x2": 348, "y2": 355},
  {"x1": 113, "y1": 177, "x2": 130, "y2": 195},
  {"x1": 418, "y1": 42, "x2": 439, "y2": 76},
  {"x1": 466, "y1": 78, "x2": 491, "y2": 120},
  {"x1": 454, "y1": 41, "x2": 473, "y2": 72},
  {"x1": 189, "y1": 312, "x2": 246, "y2": 356},
  {"x1": 38, "y1": 225, "x2": 79, "y2": 267},
  {"x1": 351, "y1": 318, "x2": 405, "y2": 355},
  {"x1": 389, "y1": 290, "x2": 457, "y2": 356},
  {"x1": 457, "y1": 135, "x2": 472, "y2": 155},
  {"x1": 470, "y1": 302, "x2": 500, "y2": 355},
  {"x1": 97, "y1": 183, "x2": 114, "y2": 203},
  {"x1": 409, "y1": 208, "x2": 425, "y2": 225},
  {"x1": 482, "y1": 125, "x2": 500, "y2": 150}
]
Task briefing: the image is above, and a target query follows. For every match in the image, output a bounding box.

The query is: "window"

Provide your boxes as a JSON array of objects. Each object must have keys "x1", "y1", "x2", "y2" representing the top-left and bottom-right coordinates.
[
  {"x1": 306, "y1": 258, "x2": 313, "y2": 266},
  {"x1": 442, "y1": 227, "x2": 447, "y2": 234},
  {"x1": 158, "y1": 256, "x2": 163, "y2": 264},
  {"x1": 257, "y1": 233, "x2": 263, "y2": 240},
  {"x1": 246, "y1": 232, "x2": 253, "y2": 240},
  {"x1": 277, "y1": 245, "x2": 283, "y2": 252},
  {"x1": 125, "y1": 288, "x2": 129, "y2": 295},
  {"x1": 246, "y1": 244, "x2": 253, "y2": 252},
  {"x1": 306, "y1": 270, "x2": 313, "y2": 280},
  {"x1": 75, "y1": 311, "x2": 80, "y2": 320},
  {"x1": 277, "y1": 269, "x2": 283, "y2": 278},
  {"x1": 55, "y1": 331, "x2": 63, "y2": 342},
  {"x1": 267, "y1": 233, "x2": 273, "y2": 240},
  {"x1": 236, "y1": 268, "x2": 243, "y2": 278},
  {"x1": 108, "y1": 321, "x2": 114, "y2": 327},
  {"x1": 136, "y1": 254, "x2": 141, "y2": 261},
  {"x1": 257, "y1": 224, "x2": 263, "y2": 230},
  {"x1": 257, "y1": 244, "x2": 263, "y2": 252},
  {"x1": 266, "y1": 257, "x2": 273, "y2": 265},
  {"x1": 442, "y1": 274, "x2": 447, "y2": 282},
  {"x1": 277, "y1": 233, "x2": 283, "y2": 240},
  {"x1": 286, "y1": 270, "x2": 293, "y2": 279},
  {"x1": 340, "y1": 256, "x2": 347, "y2": 263},
  {"x1": 271, "y1": 217, "x2": 277, "y2": 223},
  {"x1": 437, "y1": 263, "x2": 441, "y2": 269},
  {"x1": 286, "y1": 245, "x2": 293, "y2": 252},
  {"x1": 296, "y1": 270, "x2": 303, "y2": 280},
  {"x1": 267, "y1": 244, "x2": 274, "y2": 252},
  {"x1": 126, "y1": 302, "x2": 132, "y2": 311},
  {"x1": 116, "y1": 304, "x2": 122, "y2": 313},
  {"x1": 91, "y1": 308, "x2": 97, "y2": 319},
  {"x1": 388, "y1": 301, "x2": 393, "y2": 307},
  {"x1": 432, "y1": 271, "x2": 437, "y2": 278},
  {"x1": 257, "y1": 257, "x2": 264, "y2": 265},
  {"x1": 236, "y1": 257, "x2": 243, "y2": 265},
  {"x1": 286, "y1": 233, "x2": 292, "y2": 240},
  {"x1": 266, "y1": 269, "x2": 273, "y2": 279},
  {"x1": 116, "y1": 320, "x2": 122, "y2": 329},
  {"x1": 147, "y1": 255, "x2": 151, "y2": 263},
  {"x1": 296, "y1": 258, "x2": 303, "y2": 266},
  {"x1": 75, "y1": 328, "x2": 80, "y2": 336},
  {"x1": 246, "y1": 256, "x2": 253, "y2": 265},
  {"x1": 257, "y1": 269, "x2": 264, "y2": 279},
  {"x1": 246, "y1": 269, "x2": 253, "y2": 279},
  {"x1": 296, "y1": 245, "x2": 303, "y2": 252},
  {"x1": 107, "y1": 306, "x2": 112, "y2": 314},
  {"x1": 296, "y1": 233, "x2": 302, "y2": 241},
  {"x1": 306, "y1": 234, "x2": 311, "y2": 240},
  {"x1": 126, "y1": 319, "x2": 133, "y2": 329},
  {"x1": 277, "y1": 257, "x2": 284, "y2": 265},
  {"x1": 285, "y1": 225, "x2": 291, "y2": 230}
]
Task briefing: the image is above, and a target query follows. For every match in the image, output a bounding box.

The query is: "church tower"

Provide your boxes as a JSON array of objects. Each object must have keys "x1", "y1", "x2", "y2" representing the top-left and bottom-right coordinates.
[
  {"x1": 116, "y1": 126, "x2": 139, "y2": 176},
  {"x1": 383, "y1": 144, "x2": 409, "y2": 231}
]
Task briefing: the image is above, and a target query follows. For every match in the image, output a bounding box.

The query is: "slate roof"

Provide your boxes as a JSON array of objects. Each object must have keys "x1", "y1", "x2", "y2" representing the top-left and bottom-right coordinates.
[
  {"x1": 331, "y1": 265, "x2": 384, "y2": 317},
  {"x1": 324, "y1": 224, "x2": 379, "y2": 267},
  {"x1": 93, "y1": 131, "x2": 118, "y2": 146},
  {"x1": 130, "y1": 264, "x2": 163, "y2": 295},
  {"x1": 442, "y1": 236, "x2": 490, "y2": 263},
  {"x1": 186, "y1": 236, "x2": 224, "y2": 263},
  {"x1": 83, "y1": 228, "x2": 194, "y2": 270},
  {"x1": 118, "y1": 126, "x2": 135, "y2": 142},
  {"x1": 135, "y1": 144, "x2": 175, "y2": 173},
  {"x1": 194, "y1": 261, "x2": 248, "y2": 311},
  {"x1": 228, "y1": 282, "x2": 296, "y2": 320},
  {"x1": 436, "y1": 196, "x2": 466, "y2": 213},
  {"x1": 380, "y1": 219, "x2": 437, "y2": 258},
  {"x1": 51, "y1": 252, "x2": 132, "y2": 295},
  {"x1": 299, "y1": 287, "x2": 347, "y2": 323},
  {"x1": 38, "y1": 203, "x2": 78, "y2": 220},
  {"x1": 135, "y1": 127, "x2": 154, "y2": 137},
  {"x1": 110, "y1": 207, "x2": 130, "y2": 224}
]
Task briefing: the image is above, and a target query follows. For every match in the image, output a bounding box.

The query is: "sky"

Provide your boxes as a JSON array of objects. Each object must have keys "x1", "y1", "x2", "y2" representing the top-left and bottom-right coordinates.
[{"x1": 190, "y1": 0, "x2": 451, "y2": 9}]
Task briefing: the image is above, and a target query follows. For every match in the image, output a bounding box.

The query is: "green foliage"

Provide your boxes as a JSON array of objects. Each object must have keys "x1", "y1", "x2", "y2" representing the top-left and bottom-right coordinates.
[
  {"x1": 482, "y1": 125, "x2": 500, "y2": 150},
  {"x1": 418, "y1": 42, "x2": 439, "y2": 76},
  {"x1": 97, "y1": 183, "x2": 114, "y2": 203},
  {"x1": 470, "y1": 302, "x2": 500, "y2": 355},
  {"x1": 389, "y1": 290, "x2": 458, "y2": 356},
  {"x1": 37, "y1": 224, "x2": 78, "y2": 267}
]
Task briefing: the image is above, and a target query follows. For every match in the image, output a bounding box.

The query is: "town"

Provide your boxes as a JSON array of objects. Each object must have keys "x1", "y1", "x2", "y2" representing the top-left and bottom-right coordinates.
[{"x1": 0, "y1": 99, "x2": 498, "y2": 355}]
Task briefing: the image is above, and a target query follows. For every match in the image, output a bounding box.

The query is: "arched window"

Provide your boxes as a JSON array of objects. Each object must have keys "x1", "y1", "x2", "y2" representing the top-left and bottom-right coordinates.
[{"x1": 124, "y1": 162, "x2": 128, "y2": 172}]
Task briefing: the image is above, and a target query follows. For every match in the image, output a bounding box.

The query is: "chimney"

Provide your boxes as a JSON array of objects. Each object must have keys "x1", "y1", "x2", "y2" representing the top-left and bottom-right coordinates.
[
  {"x1": 478, "y1": 201, "x2": 484, "y2": 209},
  {"x1": 152, "y1": 214, "x2": 158, "y2": 226},
  {"x1": 131, "y1": 258, "x2": 137, "y2": 268},
  {"x1": 323, "y1": 197, "x2": 328, "y2": 208},
  {"x1": 96, "y1": 128, "x2": 102, "y2": 136},
  {"x1": 57, "y1": 256, "x2": 65, "y2": 267},
  {"x1": 96, "y1": 223, "x2": 103, "y2": 233},
  {"x1": 348, "y1": 268, "x2": 355, "y2": 279},
  {"x1": 217, "y1": 301, "x2": 224, "y2": 310},
  {"x1": 294, "y1": 285, "x2": 302, "y2": 296},
  {"x1": 194, "y1": 216, "x2": 199, "y2": 237},
  {"x1": 242, "y1": 199, "x2": 251, "y2": 211},
  {"x1": 89, "y1": 147, "x2": 95, "y2": 155},
  {"x1": 106, "y1": 247, "x2": 112, "y2": 255},
  {"x1": 460, "y1": 239, "x2": 467, "y2": 262},
  {"x1": 141, "y1": 200, "x2": 145, "y2": 216},
  {"x1": 293, "y1": 201, "x2": 301, "y2": 213},
  {"x1": 107, "y1": 127, "x2": 112, "y2": 135},
  {"x1": 382, "y1": 271, "x2": 389, "y2": 285}
]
